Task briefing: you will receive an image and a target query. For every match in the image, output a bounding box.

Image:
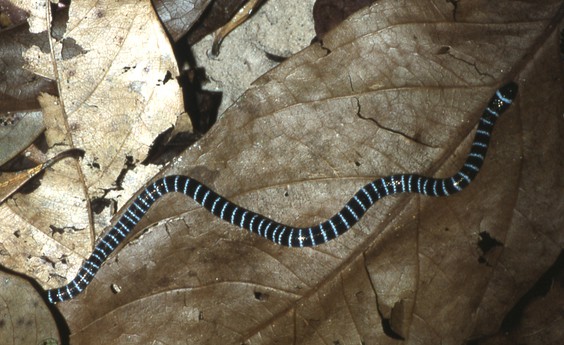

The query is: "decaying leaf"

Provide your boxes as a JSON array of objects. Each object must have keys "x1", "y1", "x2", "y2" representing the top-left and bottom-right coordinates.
[
  {"x1": 1, "y1": 0, "x2": 563, "y2": 344},
  {"x1": 0, "y1": 270, "x2": 60, "y2": 344},
  {"x1": 34, "y1": 1, "x2": 561, "y2": 345},
  {"x1": 0, "y1": 0, "x2": 187, "y2": 312}
]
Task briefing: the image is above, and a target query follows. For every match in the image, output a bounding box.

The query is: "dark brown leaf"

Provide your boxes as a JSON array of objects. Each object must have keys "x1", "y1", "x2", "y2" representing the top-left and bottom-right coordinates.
[
  {"x1": 51, "y1": 1, "x2": 563, "y2": 344},
  {"x1": 0, "y1": 270, "x2": 60, "y2": 344}
]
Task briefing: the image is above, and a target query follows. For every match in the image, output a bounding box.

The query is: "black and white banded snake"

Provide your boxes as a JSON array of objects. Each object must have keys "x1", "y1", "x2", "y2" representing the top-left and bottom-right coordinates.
[{"x1": 46, "y1": 82, "x2": 518, "y2": 304}]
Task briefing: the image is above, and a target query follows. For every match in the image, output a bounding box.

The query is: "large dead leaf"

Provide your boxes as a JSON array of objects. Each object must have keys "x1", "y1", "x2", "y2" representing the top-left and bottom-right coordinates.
[
  {"x1": 2, "y1": 0, "x2": 562, "y2": 344},
  {"x1": 0, "y1": 0, "x2": 186, "y2": 306},
  {"x1": 35, "y1": 0, "x2": 561, "y2": 344}
]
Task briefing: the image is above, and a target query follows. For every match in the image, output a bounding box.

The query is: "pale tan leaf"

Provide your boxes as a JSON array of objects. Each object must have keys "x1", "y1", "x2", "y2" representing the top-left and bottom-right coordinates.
[{"x1": 0, "y1": 0, "x2": 186, "y2": 301}]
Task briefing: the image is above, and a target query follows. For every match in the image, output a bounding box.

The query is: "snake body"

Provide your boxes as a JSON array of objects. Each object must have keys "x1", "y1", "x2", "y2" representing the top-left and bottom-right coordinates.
[{"x1": 46, "y1": 83, "x2": 518, "y2": 304}]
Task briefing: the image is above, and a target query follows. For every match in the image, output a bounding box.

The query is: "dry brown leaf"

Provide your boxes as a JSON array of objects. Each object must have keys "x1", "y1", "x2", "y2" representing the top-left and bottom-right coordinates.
[
  {"x1": 0, "y1": 270, "x2": 60, "y2": 344},
  {"x1": 0, "y1": 0, "x2": 186, "y2": 306},
  {"x1": 152, "y1": 0, "x2": 212, "y2": 42},
  {"x1": 37, "y1": 1, "x2": 562, "y2": 344}
]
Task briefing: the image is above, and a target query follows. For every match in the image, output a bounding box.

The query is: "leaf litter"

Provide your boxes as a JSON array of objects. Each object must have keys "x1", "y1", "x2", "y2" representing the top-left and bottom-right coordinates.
[{"x1": 1, "y1": 0, "x2": 563, "y2": 344}]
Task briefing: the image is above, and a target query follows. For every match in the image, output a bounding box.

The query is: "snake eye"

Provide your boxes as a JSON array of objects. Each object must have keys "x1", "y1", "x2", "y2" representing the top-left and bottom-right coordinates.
[{"x1": 497, "y1": 82, "x2": 519, "y2": 104}]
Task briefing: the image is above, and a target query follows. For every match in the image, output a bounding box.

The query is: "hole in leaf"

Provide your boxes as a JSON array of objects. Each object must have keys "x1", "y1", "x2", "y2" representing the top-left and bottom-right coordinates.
[{"x1": 500, "y1": 251, "x2": 564, "y2": 332}]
